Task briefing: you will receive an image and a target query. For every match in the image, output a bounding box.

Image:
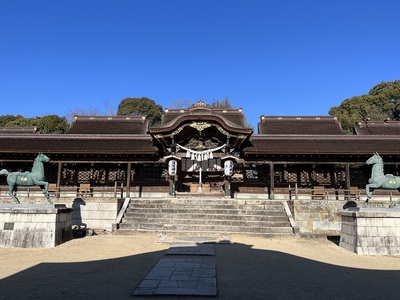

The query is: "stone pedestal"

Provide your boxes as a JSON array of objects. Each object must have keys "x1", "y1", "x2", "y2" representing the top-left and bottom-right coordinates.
[
  {"x1": 0, "y1": 203, "x2": 73, "y2": 248},
  {"x1": 340, "y1": 208, "x2": 400, "y2": 256}
]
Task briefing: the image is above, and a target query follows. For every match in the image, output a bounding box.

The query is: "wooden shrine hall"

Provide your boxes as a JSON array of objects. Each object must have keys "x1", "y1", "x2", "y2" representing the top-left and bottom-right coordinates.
[{"x1": 2, "y1": 100, "x2": 400, "y2": 200}]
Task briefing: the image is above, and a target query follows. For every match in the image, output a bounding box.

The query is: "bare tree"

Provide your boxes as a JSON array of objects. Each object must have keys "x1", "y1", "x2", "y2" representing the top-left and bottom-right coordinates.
[{"x1": 168, "y1": 99, "x2": 195, "y2": 109}]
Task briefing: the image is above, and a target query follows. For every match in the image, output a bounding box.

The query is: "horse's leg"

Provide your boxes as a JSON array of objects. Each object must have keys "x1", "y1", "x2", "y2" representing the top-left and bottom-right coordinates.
[
  {"x1": 364, "y1": 184, "x2": 377, "y2": 207},
  {"x1": 8, "y1": 184, "x2": 20, "y2": 204},
  {"x1": 389, "y1": 189, "x2": 400, "y2": 208},
  {"x1": 38, "y1": 181, "x2": 53, "y2": 204}
]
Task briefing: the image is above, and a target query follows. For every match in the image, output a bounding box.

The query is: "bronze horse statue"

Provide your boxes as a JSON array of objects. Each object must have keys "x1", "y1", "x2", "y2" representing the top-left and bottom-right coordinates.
[
  {"x1": 0, "y1": 153, "x2": 53, "y2": 204},
  {"x1": 365, "y1": 152, "x2": 400, "y2": 208}
]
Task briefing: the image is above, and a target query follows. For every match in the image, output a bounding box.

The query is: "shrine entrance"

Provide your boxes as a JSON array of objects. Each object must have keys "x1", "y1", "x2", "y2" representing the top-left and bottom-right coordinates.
[
  {"x1": 179, "y1": 157, "x2": 224, "y2": 194},
  {"x1": 148, "y1": 101, "x2": 253, "y2": 196}
]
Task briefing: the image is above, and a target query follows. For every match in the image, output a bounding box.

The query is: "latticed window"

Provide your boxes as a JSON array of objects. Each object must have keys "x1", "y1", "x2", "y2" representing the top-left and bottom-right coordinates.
[
  {"x1": 333, "y1": 168, "x2": 346, "y2": 188},
  {"x1": 277, "y1": 165, "x2": 344, "y2": 188},
  {"x1": 77, "y1": 169, "x2": 92, "y2": 183},
  {"x1": 383, "y1": 164, "x2": 399, "y2": 176},
  {"x1": 273, "y1": 165, "x2": 284, "y2": 184},
  {"x1": 350, "y1": 167, "x2": 367, "y2": 187},
  {"x1": 61, "y1": 167, "x2": 76, "y2": 186},
  {"x1": 243, "y1": 165, "x2": 267, "y2": 182},
  {"x1": 245, "y1": 169, "x2": 258, "y2": 181},
  {"x1": 313, "y1": 168, "x2": 331, "y2": 185},
  {"x1": 108, "y1": 169, "x2": 126, "y2": 181},
  {"x1": 44, "y1": 164, "x2": 58, "y2": 183},
  {"x1": 139, "y1": 164, "x2": 167, "y2": 181},
  {"x1": 283, "y1": 168, "x2": 297, "y2": 183},
  {"x1": 60, "y1": 164, "x2": 129, "y2": 186}
]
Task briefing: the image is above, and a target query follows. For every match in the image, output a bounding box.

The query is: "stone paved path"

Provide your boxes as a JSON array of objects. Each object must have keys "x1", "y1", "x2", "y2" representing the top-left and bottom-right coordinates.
[
  {"x1": 166, "y1": 243, "x2": 215, "y2": 255},
  {"x1": 132, "y1": 243, "x2": 217, "y2": 296}
]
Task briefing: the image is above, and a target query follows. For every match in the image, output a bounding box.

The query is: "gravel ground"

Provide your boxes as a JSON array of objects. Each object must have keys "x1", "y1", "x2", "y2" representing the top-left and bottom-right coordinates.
[{"x1": 1, "y1": 233, "x2": 400, "y2": 300}]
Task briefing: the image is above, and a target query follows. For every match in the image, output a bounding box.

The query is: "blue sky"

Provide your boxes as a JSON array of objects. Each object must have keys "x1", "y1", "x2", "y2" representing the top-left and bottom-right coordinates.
[{"x1": 1, "y1": 0, "x2": 399, "y2": 127}]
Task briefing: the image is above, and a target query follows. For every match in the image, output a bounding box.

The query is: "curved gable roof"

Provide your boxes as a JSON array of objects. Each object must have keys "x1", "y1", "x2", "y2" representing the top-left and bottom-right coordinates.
[{"x1": 151, "y1": 101, "x2": 251, "y2": 135}]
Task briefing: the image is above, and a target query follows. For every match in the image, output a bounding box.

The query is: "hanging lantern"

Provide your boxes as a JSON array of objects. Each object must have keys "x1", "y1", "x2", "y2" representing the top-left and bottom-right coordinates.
[
  {"x1": 168, "y1": 160, "x2": 177, "y2": 176},
  {"x1": 224, "y1": 160, "x2": 234, "y2": 176}
]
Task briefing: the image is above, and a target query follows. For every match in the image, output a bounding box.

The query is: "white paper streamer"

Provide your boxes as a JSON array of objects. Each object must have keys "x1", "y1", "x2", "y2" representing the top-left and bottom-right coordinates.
[{"x1": 177, "y1": 144, "x2": 226, "y2": 161}]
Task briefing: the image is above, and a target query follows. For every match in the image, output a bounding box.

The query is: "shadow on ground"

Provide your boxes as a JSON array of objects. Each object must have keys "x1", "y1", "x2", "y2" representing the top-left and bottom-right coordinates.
[
  {"x1": 1, "y1": 241, "x2": 400, "y2": 299},
  {"x1": 215, "y1": 242, "x2": 400, "y2": 300}
]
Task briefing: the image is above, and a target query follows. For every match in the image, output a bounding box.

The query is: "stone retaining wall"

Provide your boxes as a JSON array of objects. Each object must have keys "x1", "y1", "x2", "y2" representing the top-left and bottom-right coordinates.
[
  {"x1": 289, "y1": 200, "x2": 343, "y2": 236},
  {"x1": 0, "y1": 204, "x2": 72, "y2": 248},
  {"x1": 1, "y1": 195, "x2": 397, "y2": 237},
  {"x1": 339, "y1": 208, "x2": 400, "y2": 256},
  {"x1": 289, "y1": 199, "x2": 392, "y2": 236},
  {"x1": 0, "y1": 196, "x2": 123, "y2": 232}
]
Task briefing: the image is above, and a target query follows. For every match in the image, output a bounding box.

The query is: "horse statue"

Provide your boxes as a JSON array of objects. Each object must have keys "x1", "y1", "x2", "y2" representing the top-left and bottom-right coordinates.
[
  {"x1": 0, "y1": 153, "x2": 53, "y2": 204},
  {"x1": 365, "y1": 152, "x2": 400, "y2": 208}
]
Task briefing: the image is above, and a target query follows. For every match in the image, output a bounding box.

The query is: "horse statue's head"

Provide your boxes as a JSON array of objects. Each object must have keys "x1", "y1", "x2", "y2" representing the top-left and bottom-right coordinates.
[
  {"x1": 366, "y1": 152, "x2": 382, "y2": 165},
  {"x1": 36, "y1": 153, "x2": 50, "y2": 163},
  {"x1": 31, "y1": 153, "x2": 50, "y2": 172}
]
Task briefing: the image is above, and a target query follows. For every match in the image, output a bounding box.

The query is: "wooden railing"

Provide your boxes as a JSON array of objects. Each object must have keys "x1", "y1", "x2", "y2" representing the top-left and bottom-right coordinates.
[
  {"x1": 288, "y1": 183, "x2": 398, "y2": 201},
  {"x1": 0, "y1": 182, "x2": 124, "y2": 199}
]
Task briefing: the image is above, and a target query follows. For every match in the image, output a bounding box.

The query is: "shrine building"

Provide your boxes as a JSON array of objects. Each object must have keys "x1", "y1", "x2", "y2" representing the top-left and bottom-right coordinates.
[{"x1": 1, "y1": 100, "x2": 400, "y2": 236}]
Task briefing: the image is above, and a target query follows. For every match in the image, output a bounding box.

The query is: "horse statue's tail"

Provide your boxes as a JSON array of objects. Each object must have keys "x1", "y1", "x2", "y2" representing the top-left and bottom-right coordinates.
[{"x1": 0, "y1": 169, "x2": 9, "y2": 176}]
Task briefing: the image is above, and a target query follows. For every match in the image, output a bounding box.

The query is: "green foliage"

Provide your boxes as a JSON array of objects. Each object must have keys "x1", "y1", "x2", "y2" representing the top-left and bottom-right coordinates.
[
  {"x1": 6, "y1": 116, "x2": 39, "y2": 127},
  {"x1": 329, "y1": 80, "x2": 400, "y2": 133},
  {"x1": 117, "y1": 97, "x2": 163, "y2": 127},
  {"x1": 0, "y1": 115, "x2": 20, "y2": 127},
  {"x1": 0, "y1": 114, "x2": 69, "y2": 133},
  {"x1": 368, "y1": 80, "x2": 400, "y2": 119},
  {"x1": 37, "y1": 115, "x2": 69, "y2": 134}
]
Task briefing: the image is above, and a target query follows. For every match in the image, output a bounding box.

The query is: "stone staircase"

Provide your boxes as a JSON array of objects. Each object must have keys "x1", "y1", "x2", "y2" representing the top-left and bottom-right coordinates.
[{"x1": 117, "y1": 197, "x2": 294, "y2": 236}]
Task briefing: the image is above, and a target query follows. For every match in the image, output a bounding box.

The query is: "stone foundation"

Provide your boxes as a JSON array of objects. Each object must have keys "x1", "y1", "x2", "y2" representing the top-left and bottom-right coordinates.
[
  {"x1": 340, "y1": 208, "x2": 400, "y2": 256},
  {"x1": 290, "y1": 200, "x2": 343, "y2": 236},
  {"x1": 0, "y1": 203, "x2": 73, "y2": 248}
]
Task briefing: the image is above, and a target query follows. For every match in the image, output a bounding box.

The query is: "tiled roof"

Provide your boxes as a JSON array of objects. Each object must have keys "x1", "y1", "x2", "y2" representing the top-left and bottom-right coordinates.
[
  {"x1": 159, "y1": 100, "x2": 249, "y2": 130},
  {"x1": 68, "y1": 116, "x2": 148, "y2": 134},
  {"x1": 1, "y1": 132, "x2": 400, "y2": 157},
  {"x1": 0, "y1": 134, "x2": 157, "y2": 155},
  {"x1": 161, "y1": 109, "x2": 247, "y2": 128},
  {"x1": 245, "y1": 135, "x2": 400, "y2": 155},
  {"x1": 0, "y1": 127, "x2": 38, "y2": 134},
  {"x1": 257, "y1": 116, "x2": 344, "y2": 135},
  {"x1": 354, "y1": 121, "x2": 400, "y2": 135}
]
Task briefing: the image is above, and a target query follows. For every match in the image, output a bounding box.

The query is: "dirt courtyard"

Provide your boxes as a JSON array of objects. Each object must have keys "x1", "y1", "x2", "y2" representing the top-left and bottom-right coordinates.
[{"x1": 1, "y1": 233, "x2": 400, "y2": 300}]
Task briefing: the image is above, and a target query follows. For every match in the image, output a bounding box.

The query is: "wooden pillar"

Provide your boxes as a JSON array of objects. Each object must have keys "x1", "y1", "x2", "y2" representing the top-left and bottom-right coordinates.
[
  {"x1": 56, "y1": 161, "x2": 62, "y2": 198},
  {"x1": 330, "y1": 165, "x2": 335, "y2": 187},
  {"x1": 126, "y1": 162, "x2": 131, "y2": 198},
  {"x1": 297, "y1": 168, "x2": 301, "y2": 187},
  {"x1": 345, "y1": 162, "x2": 351, "y2": 190},
  {"x1": 269, "y1": 162, "x2": 275, "y2": 199}
]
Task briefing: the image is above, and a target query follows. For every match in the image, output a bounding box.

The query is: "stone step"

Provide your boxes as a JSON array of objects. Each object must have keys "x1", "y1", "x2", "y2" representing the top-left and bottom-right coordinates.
[
  {"x1": 119, "y1": 223, "x2": 293, "y2": 234},
  {"x1": 128, "y1": 204, "x2": 284, "y2": 211},
  {"x1": 117, "y1": 198, "x2": 293, "y2": 236},
  {"x1": 117, "y1": 228, "x2": 292, "y2": 236},
  {"x1": 128, "y1": 198, "x2": 284, "y2": 205},
  {"x1": 121, "y1": 217, "x2": 290, "y2": 227},
  {"x1": 123, "y1": 214, "x2": 288, "y2": 222},
  {"x1": 125, "y1": 208, "x2": 285, "y2": 215}
]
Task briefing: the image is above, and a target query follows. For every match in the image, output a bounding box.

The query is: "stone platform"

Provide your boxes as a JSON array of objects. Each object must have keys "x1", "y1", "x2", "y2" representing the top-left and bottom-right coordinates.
[
  {"x1": 0, "y1": 203, "x2": 73, "y2": 248},
  {"x1": 132, "y1": 244, "x2": 217, "y2": 296},
  {"x1": 339, "y1": 207, "x2": 400, "y2": 256}
]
